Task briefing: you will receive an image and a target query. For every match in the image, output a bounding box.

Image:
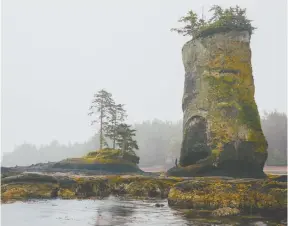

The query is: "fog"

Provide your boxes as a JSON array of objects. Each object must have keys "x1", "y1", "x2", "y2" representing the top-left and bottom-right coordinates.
[{"x1": 2, "y1": 0, "x2": 287, "y2": 161}]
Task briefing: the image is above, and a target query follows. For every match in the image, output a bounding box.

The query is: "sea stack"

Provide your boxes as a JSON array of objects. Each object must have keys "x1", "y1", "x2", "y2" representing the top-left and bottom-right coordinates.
[{"x1": 169, "y1": 27, "x2": 268, "y2": 177}]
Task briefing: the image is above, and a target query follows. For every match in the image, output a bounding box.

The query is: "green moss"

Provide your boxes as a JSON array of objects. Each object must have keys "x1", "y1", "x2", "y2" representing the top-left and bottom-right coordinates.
[
  {"x1": 193, "y1": 41, "x2": 268, "y2": 167},
  {"x1": 1, "y1": 173, "x2": 58, "y2": 184},
  {"x1": 216, "y1": 101, "x2": 241, "y2": 110},
  {"x1": 168, "y1": 178, "x2": 287, "y2": 215},
  {"x1": 58, "y1": 188, "x2": 76, "y2": 199},
  {"x1": 238, "y1": 102, "x2": 262, "y2": 130},
  {"x1": 212, "y1": 207, "x2": 240, "y2": 217},
  {"x1": 85, "y1": 149, "x2": 139, "y2": 164},
  {"x1": 167, "y1": 163, "x2": 214, "y2": 177},
  {"x1": 86, "y1": 149, "x2": 121, "y2": 159},
  {"x1": 1, "y1": 183, "x2": 58, "y2": 202},
  {"x1": 1, "y1": 174, "x2": 185, "y2": 202},
  {"x1": 53, "y1": 149, "x2": 141, "y2": 173},
  {"x1": 182, "y1": 209, "x2": 212, "y2": 218}
]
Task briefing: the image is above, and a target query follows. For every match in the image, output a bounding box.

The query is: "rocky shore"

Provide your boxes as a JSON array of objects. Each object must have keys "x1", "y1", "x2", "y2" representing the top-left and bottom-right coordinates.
[
  {"x1": 1, "y1": 171, "x2": 286, "y2": 220},
  {"x1": 1, "y1": 172, "x2": 183, "y2": 202},
  {"x1": 168, "y1": 176, "x2": 287, "y2": 218}
]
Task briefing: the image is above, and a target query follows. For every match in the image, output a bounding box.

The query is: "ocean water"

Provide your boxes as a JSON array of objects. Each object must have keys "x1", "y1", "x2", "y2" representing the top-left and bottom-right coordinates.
[{"x1": 1, "y1": 197, "x2": 284, "y2": 226}]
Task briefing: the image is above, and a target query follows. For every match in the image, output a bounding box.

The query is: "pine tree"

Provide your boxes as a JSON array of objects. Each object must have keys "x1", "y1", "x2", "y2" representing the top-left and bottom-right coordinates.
[
  {"x1": 115, "y1": 123, "x2": 139, "y2": 155},
  {"x1": 88, "y1": 89, "x2": 114, "y2": 150},
  {"x1": 171, "y1": 5, "x2": 255, "y2": 39},
  {"x1": 105, "y1": 104, "x2": 127, "y2": 149}
]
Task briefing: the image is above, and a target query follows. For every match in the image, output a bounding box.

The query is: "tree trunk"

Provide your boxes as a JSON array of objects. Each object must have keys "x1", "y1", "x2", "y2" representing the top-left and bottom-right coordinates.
[
  {"x1": 113, "y1": 111, "x2": 117, "y2": 149},
  {"x1": 122, "y1": 136, "x2": 126, "y2": 155},
  {"x1": 100, "y1": 104, "x2": 103, "y2": 150}
]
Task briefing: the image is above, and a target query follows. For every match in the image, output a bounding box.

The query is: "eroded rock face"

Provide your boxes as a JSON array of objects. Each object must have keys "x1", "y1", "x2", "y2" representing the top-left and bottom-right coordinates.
[{"x1": 179, "y1": 30, "x2": 268, "y2": 174}]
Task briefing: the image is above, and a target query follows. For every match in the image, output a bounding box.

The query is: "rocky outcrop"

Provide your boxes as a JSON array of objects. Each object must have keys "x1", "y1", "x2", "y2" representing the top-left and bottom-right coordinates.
[
  {"x1": 168, "y1": 177, "x2": 287, "y2": 219},
  {"x1": 3, "y1": 173, "x2": 285, "y2": 220},
  {"x1": 1, "y1": 149, "x2": 143, "y2": 175},
  {"x1": 172, "y1": 30, "x2": 268, "y2": 177},
  {"x1": 54, "y1": 149, "x2": 141, "y2": 173},
  {"x1": 1, "y1": 173, "x2": 184, "y2": 203}
]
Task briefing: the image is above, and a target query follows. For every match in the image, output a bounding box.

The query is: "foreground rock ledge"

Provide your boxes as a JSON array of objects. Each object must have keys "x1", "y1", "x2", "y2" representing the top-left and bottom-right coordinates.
[
  {"x1": 168, "y1": 177, "x2": 287, "y2": 218},
  {"x1": 2, "y1": 173, "x2": 286, "y2": 218}
]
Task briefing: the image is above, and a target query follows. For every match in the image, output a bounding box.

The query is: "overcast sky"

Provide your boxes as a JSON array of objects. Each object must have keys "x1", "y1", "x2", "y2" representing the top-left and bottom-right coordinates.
[{"x1": 2, "y1": 0, "x2": 287, "y2": 153}]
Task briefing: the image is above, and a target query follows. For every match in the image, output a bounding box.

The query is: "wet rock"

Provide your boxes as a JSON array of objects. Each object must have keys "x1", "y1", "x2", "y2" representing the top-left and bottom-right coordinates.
[
  {"x1": 168, "y1": 177, "x2": 287, "y2": 216},
  {"x1": 211, "y1": 207, "x2": 240, "y2": 217},
  {"x1": 1, "y1": 173, "x2": 58, "y2": 184},
  {"x1": 1, "y1": 183, "x2": 58, "y2": 202},
  {"x1": 271, "y1": 175, "x2": 287, "y2": 182},
  {"x1": 1, "y1": 174, "x2": 184, "y2": 202},
  {"x1": 50, "y1": 187, "x2": 59, "y2": 198}
]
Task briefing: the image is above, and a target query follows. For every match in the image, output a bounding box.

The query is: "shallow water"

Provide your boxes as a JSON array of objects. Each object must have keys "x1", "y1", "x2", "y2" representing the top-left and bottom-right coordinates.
[{"x1": 1, "y1": 197, "x2": 284, "y2": 226}]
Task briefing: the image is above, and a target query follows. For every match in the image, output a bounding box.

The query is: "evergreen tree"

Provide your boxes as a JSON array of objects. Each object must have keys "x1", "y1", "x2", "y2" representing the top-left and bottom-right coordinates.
[
  {"x1": 105, "y1": 104, "x2": 127, "y2": 149},
  {"x1": 171, "y1": 5, "x2": 255, "y2": 39},
  {"x1": 88, "y1": 89, "x2": 114, "y2": 150},
  {"x1": 116, "y1": 123, "x2": 139, "y2": 155},
  {"x1": 170, "y1": 10, "x2": 200, "y2": 37}
]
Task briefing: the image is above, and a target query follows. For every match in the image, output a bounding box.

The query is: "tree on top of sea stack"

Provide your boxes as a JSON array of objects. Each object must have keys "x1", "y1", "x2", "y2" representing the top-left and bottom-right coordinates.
[
  {"x1": 171, "y1": 5, "x2": 256, "y2": 39},
  {"x1": 167, "y1": 6, "x2": 268, "y2": 178}
]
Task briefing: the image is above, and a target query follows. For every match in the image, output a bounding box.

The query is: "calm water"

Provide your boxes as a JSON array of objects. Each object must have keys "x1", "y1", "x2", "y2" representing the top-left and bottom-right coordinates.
[{"x1": 1, "y1": 197, "x2": 284, "y2": 226}]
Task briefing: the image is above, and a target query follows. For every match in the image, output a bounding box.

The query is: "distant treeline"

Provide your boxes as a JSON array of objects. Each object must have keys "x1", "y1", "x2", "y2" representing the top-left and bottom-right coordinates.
[{"x1": 2, "y1": 111, "x2": 287, "y2": 167}]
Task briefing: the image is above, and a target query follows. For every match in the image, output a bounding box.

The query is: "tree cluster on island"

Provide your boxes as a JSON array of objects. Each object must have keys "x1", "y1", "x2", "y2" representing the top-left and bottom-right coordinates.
[
  {"x1": 171, "y1": 5, "x2": 256, "y2": 39},
  {"x1": 88, "y1": 89, "x2": 139, "y2": 157}
]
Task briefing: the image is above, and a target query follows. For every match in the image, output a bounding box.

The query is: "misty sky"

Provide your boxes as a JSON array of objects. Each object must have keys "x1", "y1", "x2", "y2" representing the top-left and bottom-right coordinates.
[{"x1": 2, "y1": 0, "x2": 287, "y2": 154}]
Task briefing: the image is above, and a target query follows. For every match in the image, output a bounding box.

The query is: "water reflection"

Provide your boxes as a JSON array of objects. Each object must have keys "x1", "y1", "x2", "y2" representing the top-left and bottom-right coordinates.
[
  {"x1": 94, "y1": 197, "x2": 136, "y2": 225},
  {"x1": 1, "y1": 198, "x2": 286, "y2": 226}
]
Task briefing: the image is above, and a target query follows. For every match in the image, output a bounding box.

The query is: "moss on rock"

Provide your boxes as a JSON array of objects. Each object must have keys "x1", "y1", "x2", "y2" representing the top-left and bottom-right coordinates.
[
  {"x1": 1, "y1": 173, "x2": 184, "y2": 202},
  {"x1": 53, "y1": 149, "x2": 142, "y2": 173},
  {"x1": 168, "y1": 177, "x2": 287, "y2": 217},
  {"x1": 58, "y1": 188, "x2": 76, "y2": 199},
  {"x1": 178, "y1": 30, "x2": 268, "y2": 177},
  {"x1": 2, "y1": 183, "x2": 58, "y2": 202},
  {"x1": 211, "y1": 207, "x2": 240, "y2": 217}
]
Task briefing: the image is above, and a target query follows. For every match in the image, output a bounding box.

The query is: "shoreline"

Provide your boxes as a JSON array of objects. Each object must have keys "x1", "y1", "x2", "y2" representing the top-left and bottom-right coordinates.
[{"x1": 1, "y1": 172, "x2": 286, "y2": 220}]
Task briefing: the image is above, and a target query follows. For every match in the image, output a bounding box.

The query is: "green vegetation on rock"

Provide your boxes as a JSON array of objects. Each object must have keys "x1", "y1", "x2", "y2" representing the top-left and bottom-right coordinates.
[
  {"x1": 169, "y1": 5, "x2": 268, "y2": 177},
  {"x1": 88, "y1": 89, "x2": 139, "y2": 154},
  {"x1": 53, "y1": 148, "x2": 141, "y2": 173},
  {"x1": 171, "y1": 5, "x2": 255, "y2": 39},
  {"x1": 1, "y1": 173, "x2": 184, "y2": 202},
  {"x1": 168, "y1": 177, "x2": 287, "y2": 218}
]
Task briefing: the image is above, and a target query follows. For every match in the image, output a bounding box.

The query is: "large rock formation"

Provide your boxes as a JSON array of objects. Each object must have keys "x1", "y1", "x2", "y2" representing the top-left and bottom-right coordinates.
[{"x1": 170, "y1": 30, "x2": 268, "y2": 177}]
